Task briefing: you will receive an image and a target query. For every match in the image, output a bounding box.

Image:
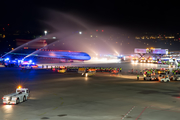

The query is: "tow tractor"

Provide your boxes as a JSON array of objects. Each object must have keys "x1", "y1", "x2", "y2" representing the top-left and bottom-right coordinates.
[
  {"x1": 143, "y1": 73, "x2": 156, "y2": 81},
  {"x1": 158, "y1": 74, "x2": 170, "y2": 82},
  {"x1": 155, "y1": 71, "x2": 170, "y2": 82},
  {"x1": 2, "y1": 86, "x2": 29, "y2": 105},
  {"x1": 82, "y1": 68, "x2": 96, "y2": 77},
  {"x1": 170, "y1": 73, "x2": 180, "y2": 81},
  {"x1": 57, "y1": 66, "x2": 66, "y2": 73}
]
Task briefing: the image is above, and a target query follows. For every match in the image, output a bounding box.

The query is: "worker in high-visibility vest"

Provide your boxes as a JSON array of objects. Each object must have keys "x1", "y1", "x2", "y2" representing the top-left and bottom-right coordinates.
[
  {"x1": 120, "y1": 67, "x2": 122, "y2": 72},
  {"x1": 137, "y1": 75, "x2": 139, "y2": 80},
  {"x1": 140, "y1": 70, "x2": 142, "y2": 74}
]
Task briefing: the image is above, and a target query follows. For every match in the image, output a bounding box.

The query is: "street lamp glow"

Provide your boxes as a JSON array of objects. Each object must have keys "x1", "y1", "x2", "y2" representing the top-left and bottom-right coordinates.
[
  {"x1": 79, "y1": 31, "x2": 82, "y2": 34},
  {"x1": 44, "y1": 30, "x2": 47, "y2": 35}
]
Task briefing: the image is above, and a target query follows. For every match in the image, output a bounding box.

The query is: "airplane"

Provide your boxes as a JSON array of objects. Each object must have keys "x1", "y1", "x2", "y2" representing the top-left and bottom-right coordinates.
[{"x1": 25, "y1": 50, "x2": 91, "y2": 62}]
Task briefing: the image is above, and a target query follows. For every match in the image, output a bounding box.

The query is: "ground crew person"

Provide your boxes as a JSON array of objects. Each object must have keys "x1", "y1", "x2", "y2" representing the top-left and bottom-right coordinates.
[
  {"x1": 101, "y1": 67, "x2": 103, "y2": 72},
  {"x1": 42, "y1": 65, "x2": 44, "y2": 69},
  {"x1": 106, "y1": 67, "x2": 108, "y2": 72},
  {"x1": 120, "y1": 67, "x2": 122, "y2": 72},
  {"x1": 137, "y1": 75, "x2": 139, "y2": 80},
  {"x1": 143, "y1": 74, "x2": 146, "y2": 77}
]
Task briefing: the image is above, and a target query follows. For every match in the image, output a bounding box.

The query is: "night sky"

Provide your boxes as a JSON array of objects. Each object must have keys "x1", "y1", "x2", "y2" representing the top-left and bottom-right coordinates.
[{"x1": 1, "y1": 0, "x2": 180, "y2": 33}]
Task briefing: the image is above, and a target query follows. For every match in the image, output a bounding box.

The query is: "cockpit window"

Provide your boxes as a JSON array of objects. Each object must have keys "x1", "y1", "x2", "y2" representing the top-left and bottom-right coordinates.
[{"x1": 17, "y1": 90, "x2": 25, "y2": 92}]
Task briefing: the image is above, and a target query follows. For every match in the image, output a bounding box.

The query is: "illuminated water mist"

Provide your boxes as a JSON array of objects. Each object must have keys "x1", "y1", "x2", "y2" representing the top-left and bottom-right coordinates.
[{"x1": 3, "y1": 8, "x2": 129, "y2": 63}]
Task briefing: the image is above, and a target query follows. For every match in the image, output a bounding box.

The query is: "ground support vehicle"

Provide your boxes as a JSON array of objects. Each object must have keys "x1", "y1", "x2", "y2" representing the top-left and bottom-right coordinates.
[
  {"x1": 2, "y1": 87, "x2": 29, "y2": 105},
  {"x1": 170, "y1": 74, "x2": 180, "y2": 81},
  {"x1": 157, "y1": 74, "x2": 170, "y2": 82},
  {"x1": 57, "y1": 66, "x2": 66, "y2": 73},
  {"x1": 82, "y1": 69, "x2": 96, "y2": 77},
  {"x1": 143, "y1": 73, "x2": 156, "y2": 81}
]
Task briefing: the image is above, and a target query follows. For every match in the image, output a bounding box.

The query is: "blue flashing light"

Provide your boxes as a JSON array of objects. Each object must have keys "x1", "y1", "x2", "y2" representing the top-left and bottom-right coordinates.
[
  {"x1": 22, "y1": 61, "x2": 29, "y2": 64},
  {"x1": 5, "y1": 58, "x2": 9, "y2": 61},
  {"x1": 29, "y1": 60, "x2": 32, "y2": 63},
  {"x1": 32, "y1": 62, "x2": 35, "y2": 64}
]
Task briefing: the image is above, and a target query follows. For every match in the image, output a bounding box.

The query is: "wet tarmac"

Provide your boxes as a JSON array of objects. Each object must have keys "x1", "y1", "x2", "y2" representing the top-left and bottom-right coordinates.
[{"x1": 0, "y1": 66, "x2": 180, "y2": 120}]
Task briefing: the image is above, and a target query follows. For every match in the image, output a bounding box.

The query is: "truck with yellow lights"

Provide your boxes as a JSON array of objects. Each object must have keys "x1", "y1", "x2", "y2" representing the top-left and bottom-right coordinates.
[
  {"x1": 131, "y1": 57, "x2": 138, "y2": 63},
  {"x1": 57, "y1": 66, "x2": 67, "y2": 73},
  {"x1": 2, "y1": 86, "x2": 29, "y2": 105},
  {"x1": 146, "y1": 57, "x2": 153, "y2": 63},
  {"x1": 139, "y1": 57, "x2": 146, "y2": 63}
]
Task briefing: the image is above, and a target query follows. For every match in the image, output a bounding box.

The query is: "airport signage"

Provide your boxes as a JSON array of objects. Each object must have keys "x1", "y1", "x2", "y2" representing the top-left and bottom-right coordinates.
[
  {"x1": 135, "y1": 48, "x2": 168, "y2": 54},
  {"x1": 152, "y1": 49, "x2": 167, "y2": 54},
  {"x1": 134, "y1": 49, "x2": 147, "y2": 53}
]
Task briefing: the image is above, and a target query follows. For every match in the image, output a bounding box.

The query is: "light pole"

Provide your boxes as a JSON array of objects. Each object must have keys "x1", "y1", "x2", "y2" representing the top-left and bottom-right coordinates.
[{"x1": 44, "y1": 30, "x2": 47, "y2": 36}]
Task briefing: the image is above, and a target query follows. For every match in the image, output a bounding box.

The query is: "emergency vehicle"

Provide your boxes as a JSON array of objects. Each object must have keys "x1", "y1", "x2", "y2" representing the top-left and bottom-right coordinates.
[
  {"x1": 20, "y1": 64, "x2": 33, "y2": 70},
  {"x1": 20, "y1": 60, "x2": 37, "y2": 70},
  {"x1": 31, "y1": 64, "x2": 38, "y2": 68},
  {"x1": 4, "y1": 59, "x2": 19, "y2": 67},
  {"x1": 2, "y1": 86, "x2": 29, "y2": 105}
]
